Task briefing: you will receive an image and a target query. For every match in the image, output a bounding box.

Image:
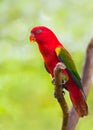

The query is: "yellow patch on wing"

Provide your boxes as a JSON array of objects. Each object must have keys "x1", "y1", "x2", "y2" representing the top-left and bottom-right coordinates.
[{"x1": 55, "y1": 47, "x2": 61, "y2": 56}]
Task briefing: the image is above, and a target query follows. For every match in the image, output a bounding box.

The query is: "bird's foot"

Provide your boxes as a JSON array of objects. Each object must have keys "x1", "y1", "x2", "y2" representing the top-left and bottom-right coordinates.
[
  {"x1": 52, "y1": 78, "x2": 66, "y2": 97},
  {"x1": 62, "y1": 90, "x2": 65, "y2": 95},
  {"x1": 62, "y1": 80, "x2": 67, "y2": 85},
  {"x1": 51, "y1": 78, "x2": 55, "y2": 85},
  {"x1": 54, "y1": 89, "x2": 65, "y2": 98}
]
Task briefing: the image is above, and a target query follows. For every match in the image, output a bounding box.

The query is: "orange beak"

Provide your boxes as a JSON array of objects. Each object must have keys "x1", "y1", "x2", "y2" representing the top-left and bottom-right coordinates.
[{"x1": 29, "y1": 33, "x2": 36, "y2": 42}]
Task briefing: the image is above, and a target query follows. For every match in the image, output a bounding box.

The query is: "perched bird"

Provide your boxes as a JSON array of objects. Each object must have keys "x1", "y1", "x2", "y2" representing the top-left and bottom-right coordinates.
[{"x1": 29, "y1": 26, "x2": 88, "y2": 117}]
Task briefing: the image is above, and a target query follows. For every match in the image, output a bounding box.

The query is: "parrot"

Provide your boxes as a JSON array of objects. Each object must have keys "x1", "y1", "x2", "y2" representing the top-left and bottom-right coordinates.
[{"x1": 29, "y1": 26, "x2": 88, "y2": 117}]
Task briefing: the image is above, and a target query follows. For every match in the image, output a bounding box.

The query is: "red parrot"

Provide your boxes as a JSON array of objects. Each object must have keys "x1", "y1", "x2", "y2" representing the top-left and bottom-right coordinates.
[{"x1": 29, "y1": 26, "x2": 88, "y2": 117}]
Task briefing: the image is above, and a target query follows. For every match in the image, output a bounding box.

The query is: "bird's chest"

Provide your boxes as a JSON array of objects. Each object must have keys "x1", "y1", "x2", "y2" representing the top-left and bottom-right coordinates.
[
  {"x1": 39, "y1": 46, "x2": 68, "y2": 78},
  {"x1": 46, "y1": 54, "x2": 58, "y2": 75},
  {"x1": 43, "y1": 50, "x2": 60, "y2": 76}
]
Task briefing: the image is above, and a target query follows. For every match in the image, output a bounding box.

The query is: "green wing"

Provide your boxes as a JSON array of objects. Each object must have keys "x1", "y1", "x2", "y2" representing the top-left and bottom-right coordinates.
[
  {"x1": 55, "y1": 47, "x2": 80, "y2": 80},
  {"x1": 55, "y1": 47, "x2": 86, "y2": 95}
]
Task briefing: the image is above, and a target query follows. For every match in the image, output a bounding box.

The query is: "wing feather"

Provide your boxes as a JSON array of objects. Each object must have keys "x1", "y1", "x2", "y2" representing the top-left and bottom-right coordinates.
[{"x1": 55, "y1": 47, "x2": 86, "y2": 97}]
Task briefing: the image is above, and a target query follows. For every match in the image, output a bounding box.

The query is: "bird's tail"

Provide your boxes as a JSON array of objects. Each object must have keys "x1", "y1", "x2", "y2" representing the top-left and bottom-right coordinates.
[{"x1": 67, "y1": 83, "x2": 88, "y2": 117}]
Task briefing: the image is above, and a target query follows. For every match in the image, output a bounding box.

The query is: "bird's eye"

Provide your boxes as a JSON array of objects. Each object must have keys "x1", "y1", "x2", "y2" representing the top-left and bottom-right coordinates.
[{"x1": 36, "y1": 29, "x2": 42, "y2": 34}]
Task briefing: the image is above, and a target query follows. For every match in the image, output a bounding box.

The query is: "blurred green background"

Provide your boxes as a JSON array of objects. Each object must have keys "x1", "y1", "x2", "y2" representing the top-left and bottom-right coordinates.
[{"x1": 0, "y1": 0, "x2": 93, "y2": 130}]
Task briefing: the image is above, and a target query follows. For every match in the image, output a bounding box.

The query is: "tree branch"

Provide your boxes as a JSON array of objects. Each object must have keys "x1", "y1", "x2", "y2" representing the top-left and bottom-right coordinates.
[
  {"x1": 54, "y1": 63, "x2": 69, "y2": 130},
  {"x1": 67, "y1": 38, "x2": 93, "y2": 130}
]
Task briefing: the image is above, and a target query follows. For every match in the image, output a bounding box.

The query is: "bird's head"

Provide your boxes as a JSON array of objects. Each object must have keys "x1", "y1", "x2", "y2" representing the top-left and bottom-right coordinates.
[{"x1": 29, "y1": 26, "x2": 59, "y2": 45}]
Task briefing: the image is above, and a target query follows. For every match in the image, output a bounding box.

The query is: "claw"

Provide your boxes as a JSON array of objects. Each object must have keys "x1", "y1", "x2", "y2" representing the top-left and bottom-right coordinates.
[
  {"x1": 62, "y1": 80, "x2": 67, "y2": 85},
  {"x1": 51, "y1": 78, "x2": 55, "y2": 85},
  {"x1": 62, "y1": 90, "x2": 65, "y2": 95}
]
